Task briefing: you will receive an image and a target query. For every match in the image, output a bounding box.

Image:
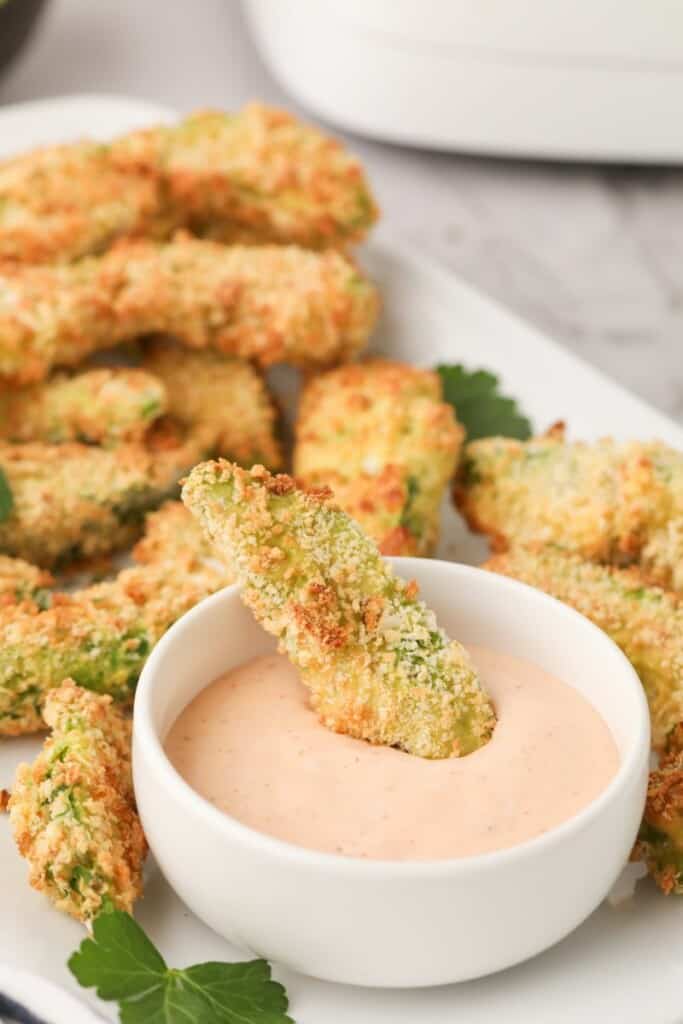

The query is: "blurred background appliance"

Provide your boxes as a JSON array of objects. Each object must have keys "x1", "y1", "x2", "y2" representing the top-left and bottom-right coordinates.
[{"x1": 246, "y1": 0, "x2": 683, "y2": 162}]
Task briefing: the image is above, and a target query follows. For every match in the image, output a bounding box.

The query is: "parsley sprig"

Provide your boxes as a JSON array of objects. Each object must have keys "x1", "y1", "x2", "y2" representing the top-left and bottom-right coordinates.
[
  {"x1": 437, "y1": 364, "x2": 532, "y2": 442},
  {"x1": 68, "y1": 910, "x2": 294, "y2": 1024}
]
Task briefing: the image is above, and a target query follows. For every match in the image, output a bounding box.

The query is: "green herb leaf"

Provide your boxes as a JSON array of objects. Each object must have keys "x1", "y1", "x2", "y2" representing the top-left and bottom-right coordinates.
[
  {"x1": 437, "y1": 364, "x2": 532, "y2": 442},
  {"x1": 0, "y1": 466, "x2": 14, "y2": 522},
  {"x1": 68, "y1": 910, "x2": 294, "y2": 1024}
]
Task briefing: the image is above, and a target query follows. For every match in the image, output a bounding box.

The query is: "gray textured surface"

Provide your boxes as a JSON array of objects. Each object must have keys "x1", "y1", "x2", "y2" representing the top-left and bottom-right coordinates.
[{"x1": 1, "y1": 0, "x2": 681, "y2": 420}]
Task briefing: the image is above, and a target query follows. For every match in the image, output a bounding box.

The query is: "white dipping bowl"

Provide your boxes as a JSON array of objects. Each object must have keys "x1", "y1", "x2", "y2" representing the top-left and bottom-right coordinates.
[{"x1": 133, "y1": 558, "x2": 649, "y2": 988}]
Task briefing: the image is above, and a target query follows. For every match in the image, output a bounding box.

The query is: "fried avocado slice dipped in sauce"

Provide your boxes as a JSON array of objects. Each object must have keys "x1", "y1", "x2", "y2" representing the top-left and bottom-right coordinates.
[
  {"x1": 182, "y1": 462, "x2": 495, "y2": 759},
  {"x1": 9, "y1": 681, "x2": 146, "y2": 921}
]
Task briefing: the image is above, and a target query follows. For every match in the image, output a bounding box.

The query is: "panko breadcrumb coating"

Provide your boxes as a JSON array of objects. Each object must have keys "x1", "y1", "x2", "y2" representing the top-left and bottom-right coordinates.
[
  {"x1": 0, "y1": 103, "x2": 377, "y2": 265},
  {"x1": 9, "y1": 681, "x2": 146, "y2": 921},
  {"x1": 0, "y1": 555, "x2": 53, "y2": 607},
  {"x1": 294, "y1": 360, "x2": 463, "y2": 556},
  {"x1": 113, "y1": 104, "x2": 378, "y2": 250},
  {"x1": 641, "y1": 519, "x2": 683, "y2": 592},
  {"x1": 0, "y1": 236, "x2": 378, "y2": 385},
  {"x1": 0, "y1": 553, "x2": 230, "y2": 736},
  {"x1": 0, "y1": 420, "x2": 207, "y2": 568},
  {"x1": 0, "y1": 141, "x2": 166, "y2": 265},
  {"x1": 182, "y1": 462, "x2": 495, "y2": 759},
  {"x1": 635, "y1": 723, "x2": 683, "y2": 894},
  {"x1": 133, "y1": 500, "x2": 220, "y2": 567},
  {"x1": 0, "y1": 367, "x2": 167, "y2": 446},
  {"x1": 484, "y1": 545, "x2": 683, "y2": 748},
  {"x1": 456, "y1": 426, "x2": 682, "y2": 569},
  {"x1": 143, "y1": 342, "x2": 282, "y2": 469}
]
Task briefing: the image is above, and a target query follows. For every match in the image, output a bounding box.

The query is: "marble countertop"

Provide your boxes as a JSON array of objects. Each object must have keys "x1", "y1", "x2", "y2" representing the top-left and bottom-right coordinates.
[{"x1": 2, "y1": 0, "x2": 681, "y2": 421}]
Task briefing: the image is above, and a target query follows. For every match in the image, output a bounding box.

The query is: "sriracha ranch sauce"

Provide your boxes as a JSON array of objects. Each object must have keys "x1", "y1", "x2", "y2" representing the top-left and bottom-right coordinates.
[{"x1": 166, "y1": 647, "x2": 618, "y2": 860}]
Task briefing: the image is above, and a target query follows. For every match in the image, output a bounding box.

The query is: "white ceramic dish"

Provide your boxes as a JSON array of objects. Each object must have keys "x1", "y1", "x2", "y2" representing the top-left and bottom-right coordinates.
[
  {"x1": 0, "y1": 95, "x2": 682, "y2": 1022},
  {"x1": 246, "y1": 0, "x2": 683, "y2": 162},
  {"x1": 133, "y1": 559, "x2": 649, "y2": 988}
]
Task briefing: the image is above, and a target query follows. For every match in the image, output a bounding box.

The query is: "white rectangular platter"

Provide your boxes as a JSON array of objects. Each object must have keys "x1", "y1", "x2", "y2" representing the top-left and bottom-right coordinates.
[{"x1": 0, "y1": 95, "x2": 682, "y2": 1024}]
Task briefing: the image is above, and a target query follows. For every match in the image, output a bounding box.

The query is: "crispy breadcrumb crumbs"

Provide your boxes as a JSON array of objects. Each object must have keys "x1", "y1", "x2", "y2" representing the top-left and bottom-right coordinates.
[
  {"x1": 457, "y1": 426, "x2": 683, "y2": 576},
  {"x1": 0, "y1": 103, "x2": 377, "y2": 264},
  {"x1": 133, "y1": 500, "x2": 221, "y2": 567},
  {"x1": 0, "y1": 503, "x2": 231, "y2": 735},
  {"x1": 0, "y1": 555, "x2": 53, "y2": 606},
  {"x1": 143, "y1": 341, "x2": 282, "y2": 469},
  {"x1": 182, "y1": 461, "x2": 495, "y2": 759},
  {"x1": 113, "y1": 104, "x2": 378, "y2": 250},
  {"x1": 635, "y1": 723, "x2": 683, "y2": 894},
  {"x1": 485, "y1": 545, "x2": 683, "y2": 748},
  {"x1": 0, "y1": 236, "x2": 378, "y2": 385},
  {"x1": 0, "y1": 418, "x2": 210, "y2": 568},
  {"x1": 0, "y1": 367, "x2": 167, "y2": 446},
  {"x1": 9, "y1": 681, "x2": 146, "y2": 920},
  {"x1": 295, "y1": 360, "x2": 463, "y2": 555}
]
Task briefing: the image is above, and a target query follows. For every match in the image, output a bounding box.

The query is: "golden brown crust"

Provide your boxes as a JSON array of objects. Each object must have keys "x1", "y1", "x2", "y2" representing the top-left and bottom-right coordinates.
[
  {"x1": 295, "y1": 359, "x2": 462, "y2": 556},
  {"x1": 113, "y1": 104, "x2": 378, "y2": 250},
  {"x1": 0, "y1": 141, "x2": 164, "y2": 264},
  {"x1": 0, "y1": 418, "x2": 206, "y2": 568},
  {"x1": 634, "y1": 725, "x2": 683, "y2": 894},
  {"x1": 0, "y1": 367, "x2": 167, "y2": 446},
  {"x1": 0, "y1": 236, "x2": 378, "y2": 384},
  {"x1": 182, "y1": 460, "x2": 495, "y2": 759},
  {"x1": 9, "y1": 681, "x2": 146, "y2": 920},
  {"x1": 142, "y1": 341, "x2": 283, "y2": 469},
  {"x1": 0, "y1": 498, "x2": 232, "y2": 736},
  {"x1": 0, "y1": 104, "x2": 378, "y2": 264},
  {"x1": 458, "y1": 433, "x2": 683, "y2": 573},
  {"x1": 484, "y1": 544, "x2": 683, "y2": 748}
]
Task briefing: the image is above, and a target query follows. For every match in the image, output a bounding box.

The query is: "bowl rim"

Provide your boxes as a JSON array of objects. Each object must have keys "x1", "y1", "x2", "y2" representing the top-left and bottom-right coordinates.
[{"x1": 133, "y1": 558, "x2": 650, "y2": 879}]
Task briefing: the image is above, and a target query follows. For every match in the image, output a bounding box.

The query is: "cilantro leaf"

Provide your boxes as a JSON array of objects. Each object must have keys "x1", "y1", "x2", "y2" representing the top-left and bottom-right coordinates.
[
  {"x1": 437, "y1": 364, "x2": 532, "y2": 442},
  {"x1": 68, "y1": 911, "x2": 294, "y2": 1024},
  {"x1": 0, "y1": 467, "x2": 14, "y2": 522}
]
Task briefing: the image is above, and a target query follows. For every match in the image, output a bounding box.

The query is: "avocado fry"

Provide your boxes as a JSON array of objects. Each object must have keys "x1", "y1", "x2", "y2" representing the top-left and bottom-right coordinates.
[
  {"x1": 484, "y1": 544, "x2": 683, "y2": 749},
  {"x1": 182, "y1": 461, "x2": 495, "y2": 759},
  {"x1": 9, "y1": 681, "x2": 146, "y2": 921},
  {"x1": 0, "y1": 367, "x2": 167, "y2": 446},
  {"x1": 294, "y1": 360, "x2": 463, "y2": 555},
  {"x1": 0, "y1": 501, "x2": 231, "y2": 736},
  {"x1": 142, "y1": 342, "x2": 282, "y2": 469},
  {"x1": 113, "y1": 104, "x2": 378, "y2": 250},
  {"x1": 0, "y1": 236, "x2": 378, "y2": 385},
  {"x1": 635, "y1": 723, "x2": 683, "y2": 895},
  {"x1": 0, "y1": 418, "x2": 208, "y2": 569},
  {"x1": 0, "y1": 103, "x2": 377, "y2": 264},
  {"x1": 456, "y1": 426, "x2": 683, "y2": 576},
  {"x1": 0, "y1": 555, "x2": 53, "y2": 607},
  {"x1": 132, "y1": 499, "x2": 220, "y2": 567}
]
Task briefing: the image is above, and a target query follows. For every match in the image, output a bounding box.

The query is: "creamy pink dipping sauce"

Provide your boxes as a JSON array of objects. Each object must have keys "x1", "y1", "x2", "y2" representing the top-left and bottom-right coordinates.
[{"x1": 165, "y1": 647, "x2": 618, "y2": 861}]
